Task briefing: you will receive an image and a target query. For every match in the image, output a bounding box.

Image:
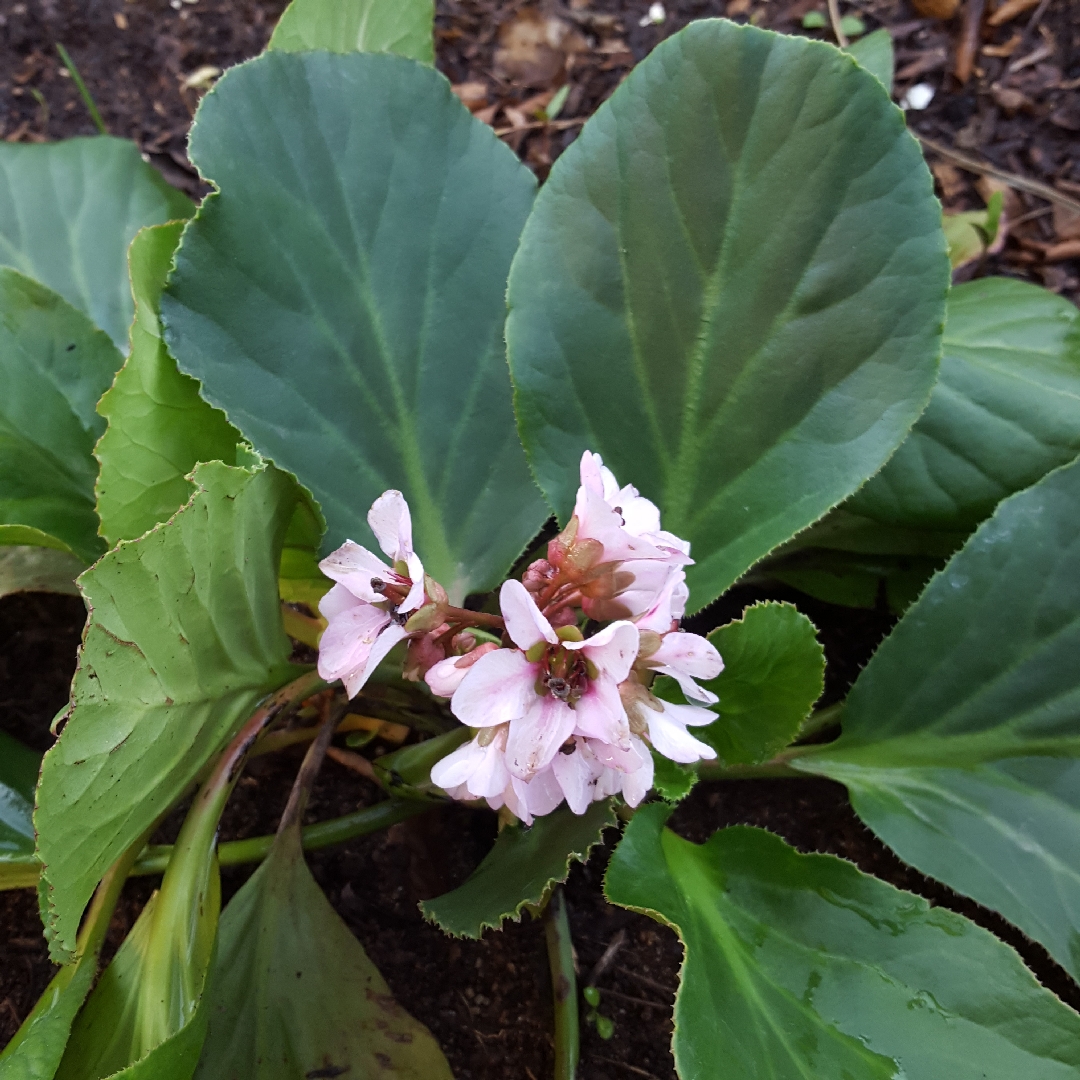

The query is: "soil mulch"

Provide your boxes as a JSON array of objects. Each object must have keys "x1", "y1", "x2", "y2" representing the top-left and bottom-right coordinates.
[{"x1": 1, "y1": 1, "x2": 1079, "y2": 1077}]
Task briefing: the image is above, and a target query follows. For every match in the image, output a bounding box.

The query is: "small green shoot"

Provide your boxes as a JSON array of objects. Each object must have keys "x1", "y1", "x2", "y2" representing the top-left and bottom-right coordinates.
[
  {"x1": 55, "y1": 44, "x2": 108, "y2": 135},
  {"x1": 802, "y1": 11, "x2": 827, "y2": 28},
  {"x1": 543, "y1": 84, "x2": 571, "y2": 123},
  {"x1": 839, "y1": 15, "x2": 866, "y2": 37}
]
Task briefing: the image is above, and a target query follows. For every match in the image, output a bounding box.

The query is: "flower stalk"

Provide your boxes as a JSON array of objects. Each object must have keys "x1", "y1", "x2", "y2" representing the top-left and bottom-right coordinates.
[{"x1": 545, "y1": 887, "x2": 580, "y2": 1080}]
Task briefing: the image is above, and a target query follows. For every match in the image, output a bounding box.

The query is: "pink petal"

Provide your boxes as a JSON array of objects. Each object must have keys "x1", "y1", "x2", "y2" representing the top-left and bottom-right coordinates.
[
  {"x1": 425, "y1": 656, "x2": 470, "y2": 698},
  {"x1": 571, "y1": 676, "x2": 629, "y2": 747},
  {"x1": 430, "y1": 738, "x2": 486, "y2": 790},
  {"x1": 343, "y1": 621, "x2": 409, "y2": 697},
  {"x1": 571, "y1": 620, "x2": 638, "y2": 683},
  {"x1": 517, "y1": 768, "x2": 565, "y2": 818},
  {"x1": 450, "y1": 648, "x2": 537, "y2": 728},
  {"x1": 318, "y1": 582, "x2": 364, "y2": 621},
  {"x1": 578, "y1": 451, "x2": 607, "y2": 497},
  {"x1": 367, "y1": 490, "x2": 413, "y2": 562},
  {"x1": 500, "y1": 579, "x2": 557, "y2": 651},
  {"x1": 616, "y1": 492, "x2": 662, "y2": 537},
  {"x1": 319, "y1": 541, "x2": 391, "y2": 603},
  {"x1": 652, "y1": 631, "x2": 723, "y2": 681},
  {"x1": 468, "y1": 737, "x2": 510, "y2": 799},
  {"x1": 552, "y1": 746, "x2": 595, "y2": 815},
  {"x1": 505, "y1": 695, "x2": 576, "y2": 779},
  {"x1": 633, "y1": 569, "x2": 688, "y2": 633},
  {"x1": 317, "y1": 602, "x2": 391, "y2": 685},
  {"x1": 588, "y1": 737, "x2": 642, "y2": 774}
]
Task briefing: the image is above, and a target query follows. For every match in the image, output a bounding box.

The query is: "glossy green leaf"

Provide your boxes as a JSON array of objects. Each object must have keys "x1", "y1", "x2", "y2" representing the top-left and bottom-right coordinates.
[
  {"x1": 697, "y1": 601, "x2": 824, "y2": 764},
  {"x1": 422, "y1": 799, "x2": 616, "y2": 938},
  {"x1": 650, "y1": 751, "x2": 697, "y2": 802},
  {"x1": 0, "y1": 546, "x2": 84, "y2": 600},
  {"x1": 193, "y1": 824, "x2": 452, "y2": 1080},
  {"x1": 0, "y1": 137, "x2": 193, "y2": 349},
  {"x1": 842, "y1": 278, "x2": 1080, "y2": 537},
  {"x1": 0, "y1": 731, "x2": 39, "y2": 862},
  {"x1": 506, "y1": 20, "x2": 947, "y2": 612},
  {"x1": 269, "y1": 0, "x2": 434, "y2": 63},
  {"x1": 0, "y1": 269, "x2": 123, "y2": 563},
  {"x1": 95, "y1": 223, "x2": 240, "y2": 548},
  {"x1": 606, "y1": 805, "x2": 1080, "y2": 1080},
  {"x1": 845, "y1": 27, "x2": 894, "y2": 90},
  {"x1": 797, "y1": 455, "x2": 1080, "y2": 981},
  {"x1": 35, "y1": 459, "x2": 306, "y2": 961},
  {"x1": 162, "y1": 52, "x2": 547, "y2": 600}
]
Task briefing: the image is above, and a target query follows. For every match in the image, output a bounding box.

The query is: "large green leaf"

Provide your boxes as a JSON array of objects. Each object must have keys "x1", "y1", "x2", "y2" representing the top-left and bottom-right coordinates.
[
  {"x1": 0, "y1": 269, "x2": 123, "y2": 563},
  {"x1": 698, "y1": 601, "x2": 824, "y2": 764},
  {"x1": 268, "y1": 0, "x2": 434, "y2": 62},
  {"x1": 95, "y1": 224, "x2": 239, "y2": 548},
  {"x1": 845, "y1": 27, "x2": 894, "y2": 90},
  {"x1": 422, "y1": 800, "x2": 616, "y2": 938},
  {"x1": 843, "y1": 278, "x2": 1080, "y2": 537},
  {"x1": 35, "y1": 459, "x2": 306, "y2": 961},
  {"x1": 606, "y1": 805, "x2": 1080, "y2": 1080},
  {"x1": 193, "y1": 824, "x2": 453, "y2": 1080},
  {"x1": 506, "y1": 19, "x2": 947, "y2": 612},
  {"x1": 162, "y1": 52, "x2": 547, "y2": 599},
  {"x1": 0, "y1": 137, "x2": 193, "y2": 349},
  {"x1": 797, "y1": 455, "x2": 1080, "y2": 981},
  {"x1": 55, "y1": 758, "x2": 231, "y2": 1080}
]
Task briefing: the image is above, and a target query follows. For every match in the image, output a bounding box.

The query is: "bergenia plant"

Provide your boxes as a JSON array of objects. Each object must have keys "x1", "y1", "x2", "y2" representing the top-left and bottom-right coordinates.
[{"x1": 1, "y1": 0, "x2": 1080, "y2": 1078}]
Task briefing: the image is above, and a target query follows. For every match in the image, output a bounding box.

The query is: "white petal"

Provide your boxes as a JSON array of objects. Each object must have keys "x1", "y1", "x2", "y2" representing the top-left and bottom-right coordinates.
[
  {"x1": 317, "y1": 603, "x2": 390, "y2": 685},
  {"x1": 620, "y1": 739, "x2": 654, "y2": 806},
  {"x1": 319, "y1": 541, "x2": 391, "y2": 602},
  {"x1": 616, "y1": 493, "x2": 661, "y2": 537},
  {"x1": 450, "y1": 648, "x2": 537, "y2": 728},
  {"x1": 655, "y1": 666, "x2": 719, "y2": 706},
  {"x1": 399, "y1": 551, "x2": 427, "y2": 614},
  {"x1": 343, "y1": 621, "x2": 409, "y2": 697},
  {"x1": 632, "y1": 569, "x2": 687, "y2": 633},
  {"x1": 467, "y1": 738, "x2": 510, "y2": 799},
  {"x1": 429, "y1": 738, "x2": 486, "y2": 790},
  {"x1": 502, "y1": 779, "x2": 532, "y2": 826},
  {"x1": 588, "y1": 737, "x2": 640, "y2": 774},
  {"x1": 647, "y1": 705, "x2": 717, "y2": 764},
  {"x1": 425, "y1": 656, "x2": 470, "y2": 698},
  {"x1": 318, "y1": 582, "x2": 364, "y2": 621},
  {"x1": 652, "y1": 631, "x2": 723, "y2": 681},
  {"x1": 506, "y1": 695, "x2": 576, "y2": 779},
  {"x1": 571, "y1": 620, "x2": 638, "y2": 683},
  {"x1": 571, "y1": 676, "x2": 629, "y2": 747},
  {"x1": 367, "y1": 490, "x2": 413, "y2": 561},
  {"x1": 500, "y1": 579, "x2": 557, "y2": 650},
  {"x1": 579, "y1": 450, "x2": 607, "y2": 496},
  {"x1": 552, "y1": 746, "x2": 595, "y2": 815}
]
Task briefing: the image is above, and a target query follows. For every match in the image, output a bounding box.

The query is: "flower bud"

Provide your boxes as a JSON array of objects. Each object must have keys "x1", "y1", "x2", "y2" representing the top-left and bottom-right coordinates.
[
  {"x1": 547, "y1": 516, "x2": 580, "y2": 568},
  {"x1": 522, "y1": 559, "x2": 555, "y2": 592},
  {"x1": 451, "y1": 632, "x2": 477, "y2": 655},
  {"x1": 404, "y1": 631, "x2": 448, "y2": 682}
]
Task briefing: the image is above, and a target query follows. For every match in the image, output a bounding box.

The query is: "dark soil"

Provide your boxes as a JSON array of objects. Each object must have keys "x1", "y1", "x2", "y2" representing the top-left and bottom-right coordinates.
[{"x1": 2, "y1": 1, "x2": 1079, "y2": 1077}]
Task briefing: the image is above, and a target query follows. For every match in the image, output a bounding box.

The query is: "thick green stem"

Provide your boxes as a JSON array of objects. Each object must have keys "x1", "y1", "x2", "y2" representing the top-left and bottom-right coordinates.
[
  {"x1": 796, "y1": 702, "x2": 844, "y2": 742},
  {"x1": 545, "y1": 887, "x2": 579, "y2": 1080},
  {"x1": 132, "y1": 801, "x2": 432, "y2": 877}
]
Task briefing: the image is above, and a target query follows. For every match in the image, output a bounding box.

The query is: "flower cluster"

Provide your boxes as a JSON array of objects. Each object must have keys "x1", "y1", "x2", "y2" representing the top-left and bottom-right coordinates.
[{"x1": 317, "y1": 453, "x2": 723, "y2": 824}]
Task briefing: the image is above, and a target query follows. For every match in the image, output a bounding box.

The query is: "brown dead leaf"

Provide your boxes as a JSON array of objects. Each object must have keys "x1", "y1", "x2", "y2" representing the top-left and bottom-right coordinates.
[
  {"x1": 451, "y1": 81, "x2": 489, "y2": 112},
  {"x1": 727, "y1": 0, "x2": 753, "y2": 15},
  {"x1": 932, "y1": 162, "x2": 967, "y2": 202},
  {"x1": 990, "y1": 83, "x2": 1033, "y2": 113},
  {"x1": 987, "y1": 0, "x2": 1040, "y2": 27},
  {"x1": 911, "y1": 0, "x2": 960, "y2": 19},
  {"x1": 982, "y1": 31, "x2": 1021, "y2": 56},
  {"x1": 493, "y1": 9, "x2": 588, "y2": 89},
  {"x1": 1052, "y1": 202, "x2": 1080, "y2": 242},
  {"x1": 1044, "y1": 239, "x2": 1080, "y2": 262}
]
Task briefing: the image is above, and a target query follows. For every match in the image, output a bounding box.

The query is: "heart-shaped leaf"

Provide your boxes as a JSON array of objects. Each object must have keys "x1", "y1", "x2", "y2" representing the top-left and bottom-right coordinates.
[
  {"x1": 0, "y1": 269, "x2": 123, "y2": 563},
  {"x1": 797, "y1": 454, "x2": 1080, "y2": 981},
  {"x1": 35, "y1": 459, "x2": 307, "y2": 960},
  {"x1": 841, "y1": 278, "x2": 1080, "y2": 538},
  {"x1": 95, "y1": 223, "x2": 240, "y2": 548},
  {"x1": 422, "y1": 799, "x2": 616, "y2": 938},
  {"x1": 506, "y1": 19, "x2": 948, "y2": 611},
  {"x1": 162, "y1": 52, "x2": 548, "y2": 600},
  {"x1": 268, "y1": 0, "x2": 434, "y2": 62},
  {"x1": 606, "y1": 805, "x2": 1080, "y2": 1080},
  {"x1": 0, "y1": 137, "x2": 193, "y2": 349},
  {"x1": 193, "y1": 824, "x2": 453, "y2": 1080}
]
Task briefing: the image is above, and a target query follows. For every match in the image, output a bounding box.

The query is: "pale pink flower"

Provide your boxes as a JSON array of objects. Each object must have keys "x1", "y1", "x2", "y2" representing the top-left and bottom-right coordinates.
[
  {"x1": 317, "y1": 491, "x2": 426, "y2": 698},
  {"x1": 447, "y1": 580, "x2": 638, "y2": 781},
  {"x1": 430, "y1": 725, "x2": 511, "y2": 801},
  {"x1": 425, "y1": 642, "x2": 499, "y2": 697},
  {"x1": 551, "y1": 735, "x2": 653, "y2": 813}
]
